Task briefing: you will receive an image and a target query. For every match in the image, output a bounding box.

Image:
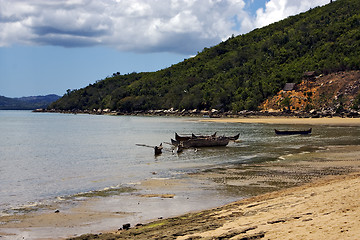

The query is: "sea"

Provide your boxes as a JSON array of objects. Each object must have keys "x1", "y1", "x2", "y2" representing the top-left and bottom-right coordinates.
[{"x1": 1, "y1": 110, "x2": 360, "y2": 238}]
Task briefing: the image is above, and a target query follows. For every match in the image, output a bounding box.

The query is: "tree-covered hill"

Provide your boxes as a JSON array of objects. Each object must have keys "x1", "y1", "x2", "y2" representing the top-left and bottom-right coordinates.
[
  {"x1": 0, "y1": 95, "x2": 60, "y2": 110},
  {"x1": 50, "y1": 0, "x2": 360, "y2": 112}
]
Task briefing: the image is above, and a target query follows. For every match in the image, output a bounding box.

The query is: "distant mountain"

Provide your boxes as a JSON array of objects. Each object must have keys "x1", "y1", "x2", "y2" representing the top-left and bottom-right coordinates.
[
  {"x1": 0, "y1": 94, "x2": 61, "y2": 110},
  {"x1": 50, "y1": 0, "x2": 360, "y2": 112}
]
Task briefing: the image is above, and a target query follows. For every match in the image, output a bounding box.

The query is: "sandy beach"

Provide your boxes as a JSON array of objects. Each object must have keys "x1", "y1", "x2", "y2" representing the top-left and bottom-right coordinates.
[
  {"x1": 65, "y1": 144, "x2": 360, "y2": 240},
  {"x1": 201, "y1": 116, "x2": 360, "y2": 126},
  {"x1": 1, "y1": 116, "x2": 360, "y2": 240}
]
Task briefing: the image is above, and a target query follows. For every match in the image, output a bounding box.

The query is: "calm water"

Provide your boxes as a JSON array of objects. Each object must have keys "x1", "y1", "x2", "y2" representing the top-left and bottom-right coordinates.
[{"x1": 1, "y1": 110, "x2": 360, "y2": 216}]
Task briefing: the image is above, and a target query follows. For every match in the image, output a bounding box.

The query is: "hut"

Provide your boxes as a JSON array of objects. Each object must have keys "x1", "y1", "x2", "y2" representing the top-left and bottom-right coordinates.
[{"x1": 283, "y1": 83, "x2": 296, "y2": 91}]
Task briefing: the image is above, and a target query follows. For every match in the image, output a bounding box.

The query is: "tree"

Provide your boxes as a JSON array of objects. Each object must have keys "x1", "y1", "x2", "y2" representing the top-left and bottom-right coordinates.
[{"x1": 281, "y1": 96, "x2": 292, "y2": 111}]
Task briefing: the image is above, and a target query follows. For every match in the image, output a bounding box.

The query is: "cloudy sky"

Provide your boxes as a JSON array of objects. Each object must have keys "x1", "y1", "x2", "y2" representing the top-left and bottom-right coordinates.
[{"x1": 0, "y1": 0, "x2": 331, "y2": 97}]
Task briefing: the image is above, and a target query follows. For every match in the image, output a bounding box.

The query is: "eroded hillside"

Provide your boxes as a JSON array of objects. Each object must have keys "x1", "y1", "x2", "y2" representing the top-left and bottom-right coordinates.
[{"x1": 261, "y1": 71, "x2": 360, "y2": 115}]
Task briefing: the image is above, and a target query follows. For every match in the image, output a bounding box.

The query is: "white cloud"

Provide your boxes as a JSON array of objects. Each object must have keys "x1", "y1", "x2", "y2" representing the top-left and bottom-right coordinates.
[
  {"x1": 0, "y1": 0, "x2": 332, "y2": 54},
  {"x1": 243, "y1": 0, "x2": 331, "y2": 31},
  {"x1": 0, "y1": 0, "x2": 247, "y2": 53}
]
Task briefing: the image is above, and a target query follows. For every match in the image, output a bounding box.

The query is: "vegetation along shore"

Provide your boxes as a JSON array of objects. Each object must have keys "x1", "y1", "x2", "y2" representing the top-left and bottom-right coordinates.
[{"x1": 47, "y1": 0, "x2": 360, "y2": 115}]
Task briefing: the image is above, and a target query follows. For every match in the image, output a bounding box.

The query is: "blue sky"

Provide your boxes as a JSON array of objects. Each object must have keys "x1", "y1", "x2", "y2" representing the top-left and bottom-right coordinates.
[{"x1": 0, "y1": 0, "x2": 331, "y2": 97}]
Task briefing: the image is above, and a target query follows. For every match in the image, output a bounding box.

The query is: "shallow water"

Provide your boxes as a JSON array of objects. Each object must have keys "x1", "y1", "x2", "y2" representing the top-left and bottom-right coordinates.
[{"x1": 1, "y1": 111, "x2": 360, "y2": 238}]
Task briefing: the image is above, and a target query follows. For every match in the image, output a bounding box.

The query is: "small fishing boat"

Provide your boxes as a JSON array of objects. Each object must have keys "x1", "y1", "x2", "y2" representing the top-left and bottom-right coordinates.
[
  {"x1": 191, "y1": 132, "x2": 217, "y2": 139},
  {"x1": 227, "y1": 133, "x2": 240, "y2": 140},
  {"x1": 154, "y1": 143, "x2": 163, "y2": 155},
  {"x1": 274, "y1": 128, "x2": 312, "y2": 135},
  {"x1": 171, "y1": 138, "x2": 179, "y2": 146},
  {"x1": 136, "y1": 143, "x2": 163, "y2": 155},
  {"x1": 181, "y1": 136, "x2": 230, "y2": 148},
  {"x1": 175, "y1": 132, "x2": 192, "y2": 141},
  {"x1": 173, "y1": 132, "x2": 239, "y2": 148},
  {"x1": 175, "y1": 132, "x2": 217, "y2": 141}
]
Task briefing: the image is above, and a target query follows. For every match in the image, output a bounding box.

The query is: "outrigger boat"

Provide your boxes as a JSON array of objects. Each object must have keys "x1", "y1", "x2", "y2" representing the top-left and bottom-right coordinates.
[
  {"x1": 154, "y1": 143, "x2": 163, "y2": 155},
  {"x1": 175, "y1": 132, "x2": 217, "y2": 141},
  {"x1": 274, "y1": 128, "x2": 312, "y2": 135},
  {"x1": 181, "y1": 136, "x2": 230, "y2": 148},
  {"x1": 227, "y1": 133, "x2": 240, "y2": 140},
  {"x1": 136, "y1": 143, "x2": 163, "y2": 155},
  {"x1": 173, "y1": 132, "x2": 239, "y2": 148},
  {"x1": 191, "y1": 132, "x2": 217, "y2": 139},
  {"x1": 175, "y1": 132, "x2": 192, "y2": 141}
]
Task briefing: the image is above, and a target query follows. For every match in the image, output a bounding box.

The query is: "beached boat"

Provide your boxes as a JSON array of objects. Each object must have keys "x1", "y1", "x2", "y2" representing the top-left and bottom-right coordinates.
[
  {"x1": 181, "y1": 136, "x2": 230, "y2": 148},
  {"x1": 171, "y1": 138, "x2": 179, "y2": 146},
  {"x1": 173, "y1": 132, "x2": 239, "y2": 148},
  {"x1": 191, "y1": 132, "x2": 217, "y2": 139},
  {"x1": 175, "y1": 132, "x2": 192, "y2": 141},
  {"x1": 175, "y1": 132, "x2": 217, "y2": 141},
  {"x1": 154, "y1": 143, "x2": 163, "y2": 155},
  {"x1": 227, "y1": 133, "x2": 240, "y2": 140},
  {"x1": 275, "y1": 128, "x2": 312, "y2": 135}
]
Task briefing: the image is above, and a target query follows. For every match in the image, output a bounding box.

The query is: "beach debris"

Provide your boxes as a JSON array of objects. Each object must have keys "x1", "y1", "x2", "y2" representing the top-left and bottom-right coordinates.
[{"x1": 54, "y1": 209, "x2": 60, "y2": 213}]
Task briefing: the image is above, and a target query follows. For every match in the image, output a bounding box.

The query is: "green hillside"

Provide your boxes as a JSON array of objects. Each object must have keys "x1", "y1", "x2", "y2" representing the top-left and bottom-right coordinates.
[
  {"x1": 0, "y1": 95, "x2": 60, "y2": 110},
  {"x1": 50, "y1": 0, "x2": 360, "y2": 112}
]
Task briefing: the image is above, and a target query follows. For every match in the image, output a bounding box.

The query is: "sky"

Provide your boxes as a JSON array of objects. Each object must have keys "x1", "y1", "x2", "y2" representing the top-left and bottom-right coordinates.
[{"x1": 0, "y1": 0, "x2": 332, "y2": 98}]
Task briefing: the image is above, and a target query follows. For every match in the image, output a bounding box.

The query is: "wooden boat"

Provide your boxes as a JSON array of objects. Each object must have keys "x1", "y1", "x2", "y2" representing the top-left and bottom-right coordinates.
[
  {"x1": 181, "y1": 137, "x2": 229, "y2": 148},
  {"x1": 176, "y1": 144, "x2": 184, "y2": 153},
  {"x1": 175, "y1": 132, "x2": 192, "y2": 141},
  {"x1": 171, "y1": 138, "x2": 179, "y2": 146},
  {"x1": 175, "y1": 132, "x2": 217, "y2": 141},
  {"x1": 173, "y1": 132, "x2": 239, "y2": 148},
  {"x1": 274, "y1": 128, "x2": 312, "y2": 135},
  {"x1": 227, "y1": 133, "x2": 240, "y2": 141},
  {"x1": 191, "y1": 132, "x2": 217, "y2": 139},
  {"x1": 190, "y1": 132, "x2": 238, "y2": 141},
  {"x1": 154, "y1": 143, "x2": 163, "y2": 155}
]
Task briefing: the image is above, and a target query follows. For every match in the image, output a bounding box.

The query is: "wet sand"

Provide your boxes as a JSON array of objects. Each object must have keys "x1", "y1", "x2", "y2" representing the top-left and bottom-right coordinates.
[{"x1": 64, "y1": 145, "x2": 360, "y2": 239}]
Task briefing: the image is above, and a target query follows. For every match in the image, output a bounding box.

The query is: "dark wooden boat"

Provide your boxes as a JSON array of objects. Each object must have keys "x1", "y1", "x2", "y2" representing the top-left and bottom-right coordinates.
[
  {"x1": 175, "y1": 132, "x2": 192, "y2": 141},
  {"x1": 191, "y1": 132, "x2": 217, "y2": 139},
  {"x1": 181, "y1": 137, "x2": 229, "y2": 148},
  {"x1": 171, "y1": 138, "x2": 179, "y2": 146},
  {"x1": 175, "y1": 132, "x2": 217, "y2": 141},
  {"x1": 227, "y1": 133, "x2": 240, "y2": 140},
  {"x1": 173, "y1": 132, "x2": 239, "y2": 148},
  {"x1": 176, "y1": 144, "x2": 184, "y2": 153},
  {"x1": 275, "y1": 128, "x2": 312, "y2": 135},
  {"x1": 154, "y1": 143, "x2": 163, "y2": 155}
]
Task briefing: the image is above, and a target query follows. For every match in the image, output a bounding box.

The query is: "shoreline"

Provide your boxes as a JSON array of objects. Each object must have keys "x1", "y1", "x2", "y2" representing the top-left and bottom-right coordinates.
[
  {"x1": 34, "y1": 108, "x2": 360, "y2": 119},
  {"x1": 1, "y1": 116, "x2": 360, "y2": 239},
  {"x1": 2, "y1": 144, "x2": 359, "y2": 239},
  {"x1": 200, "y1": 116, "x2": 360, "y2": 126},
  {"x1": 67, "y1": 145, "x2": 360, "y2": 239},
  {"x1": 34, "y1": 109, "x2": 360, "y2": 126}
]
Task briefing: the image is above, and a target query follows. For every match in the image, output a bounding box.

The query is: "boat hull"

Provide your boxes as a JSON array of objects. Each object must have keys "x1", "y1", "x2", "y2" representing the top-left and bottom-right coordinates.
[
  {"x1": 181, "y1": 137, "x2": 229, "y2": 148},
  {"x1": 275, "y1": 128, "x2": 312, "y2": 135}
]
